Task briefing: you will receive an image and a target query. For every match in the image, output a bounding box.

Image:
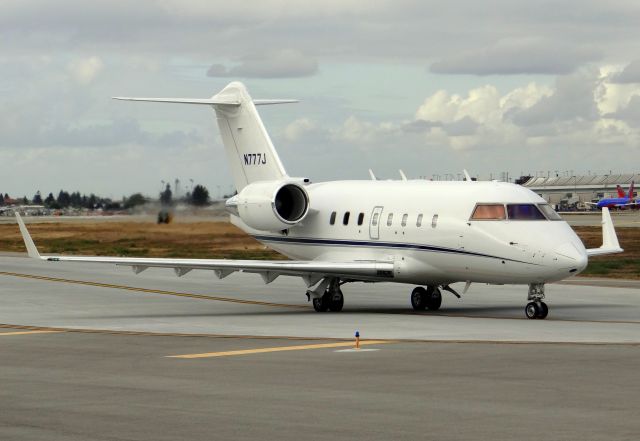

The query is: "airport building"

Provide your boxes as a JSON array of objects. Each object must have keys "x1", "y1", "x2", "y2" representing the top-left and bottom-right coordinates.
[{"x1": 519, "y1": 173, "x2": 639, "y2": 209}]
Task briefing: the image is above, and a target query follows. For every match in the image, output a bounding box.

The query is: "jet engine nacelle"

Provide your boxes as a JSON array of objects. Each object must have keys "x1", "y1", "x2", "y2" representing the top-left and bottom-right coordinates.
[{"x1": 229, "y1": 180, "x2": 310, "y2": 231}]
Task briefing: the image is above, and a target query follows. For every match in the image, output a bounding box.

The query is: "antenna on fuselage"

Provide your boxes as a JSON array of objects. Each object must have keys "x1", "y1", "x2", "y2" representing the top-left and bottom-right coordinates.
[
  {"x1": 368, "y1": 169, "x2": 377, "y2": 181},
  {"x1": 399, "y1": 170, "x2": 408, "y2": 181}
]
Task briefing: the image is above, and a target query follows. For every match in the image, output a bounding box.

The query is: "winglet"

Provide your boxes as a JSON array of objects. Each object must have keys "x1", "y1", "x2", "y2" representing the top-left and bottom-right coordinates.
[
  {"x1": 368, "y1": 169, "x2": 377, "y2": 181},
  {"x1": 399, "y1": 169, "x2": 408, "y2": 181},
  {"x1": 463, "y1": 169, "x2": 472, "y2": 182},
  {"x1": 601, "y1": 207, "x2": 621, "y2": 250},
  {"x1": 15, "y1": 213, "x2": 41, "y2": 259},
  {"x1": 586, "y1": 207, "x2": 624, "y2": 256}
]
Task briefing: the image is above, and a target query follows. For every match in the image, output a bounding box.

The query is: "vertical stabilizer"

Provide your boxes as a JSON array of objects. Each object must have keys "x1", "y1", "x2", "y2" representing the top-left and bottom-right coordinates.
[
  {"x1": 211, "y1": 82, "x2": 288, "y2": 191},
  {"x1": 113, "y1": 81, "x2": 292, "y2": 192},
  {"x1": 629, "y1": 181, "x2": 635, "y2": 201}
]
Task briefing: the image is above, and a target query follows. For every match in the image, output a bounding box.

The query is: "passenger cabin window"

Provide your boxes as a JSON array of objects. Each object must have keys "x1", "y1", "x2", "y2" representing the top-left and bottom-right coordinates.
[
  {"x1": 538, "y1": 204, "x2": 562, "y2": 221},
  {"x1": 471, "y1": 204, "x2": 506, "y2": 220},
  {"x1": 416, "y1": 214, "x2": 423, "y2": 227},
  {"x1": 343, "y1": 212, "x2": 350, "y2": 225},
  {"x1": 387, "y1": 213, "x2": 394, "y2": 226},
  {"x1": 431, "y1": 214, "x2": 438, "y2": 228},
  {"x1": 401, "y1": 214, "x2": 408, "y2": 227},
  {"x1": 372, "y1": 213, "x2": 379, "y2": 226},
  {"x1": 330, "y1": 211, "x2": 336, "y2": 225},
  {"x1": 357, "y1": 213, "x2": 364, "y2": 226},
  {"x1": 507, "y1": 204, "x2": 546, "y2": 220}
]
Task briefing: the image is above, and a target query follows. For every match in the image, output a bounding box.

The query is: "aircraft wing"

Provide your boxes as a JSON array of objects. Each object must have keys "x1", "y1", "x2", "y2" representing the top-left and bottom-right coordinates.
[
  {"x1": 585, "y1": 207, "x2": 624, "y2": 257},
  {"x1": 15, "y1": 213, "x2": 393, "y2": 285}
]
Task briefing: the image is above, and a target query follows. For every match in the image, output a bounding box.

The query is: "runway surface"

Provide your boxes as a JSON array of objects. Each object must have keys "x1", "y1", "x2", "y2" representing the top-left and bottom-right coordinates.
[
  {"x1": 1, "y1": 255, "x2": 639, "y2": 440},
  {"x1": 2, "y1": 256, "x2": 640, "y2": 344}
]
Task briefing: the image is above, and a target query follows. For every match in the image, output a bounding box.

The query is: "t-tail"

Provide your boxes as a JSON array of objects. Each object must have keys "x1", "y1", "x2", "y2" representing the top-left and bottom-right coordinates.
[{"x1": 114, "y1": 82, "x2": 297, "y2": 191}]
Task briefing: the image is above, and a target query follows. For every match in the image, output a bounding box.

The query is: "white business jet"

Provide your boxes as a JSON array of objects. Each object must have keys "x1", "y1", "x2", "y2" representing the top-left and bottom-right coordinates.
[{"x1": 16, "y1": 82, "x2": 624, "y2": 319}]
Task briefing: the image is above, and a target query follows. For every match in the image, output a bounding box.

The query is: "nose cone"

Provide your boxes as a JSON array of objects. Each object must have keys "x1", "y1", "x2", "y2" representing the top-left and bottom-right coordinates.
[{"x1": 554, "y1": 242, "x2": 588, "y2": 273}]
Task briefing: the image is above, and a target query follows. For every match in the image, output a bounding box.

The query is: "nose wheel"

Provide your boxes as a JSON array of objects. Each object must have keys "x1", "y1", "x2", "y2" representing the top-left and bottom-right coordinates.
[{"x1": 525, "y1": 301, "x2": 548, "y2": 319}]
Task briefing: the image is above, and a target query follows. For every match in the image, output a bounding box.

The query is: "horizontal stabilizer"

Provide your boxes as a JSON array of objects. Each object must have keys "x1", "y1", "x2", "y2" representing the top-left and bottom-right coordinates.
[
  {"x1": 112, "y1": 97, "x2": 240, "y2": 106},
  {"x1": 253, "y1": 99, "x2": 299, "y2": 105},
  {"x1": 113, "y1": 97, "x2": 298, "y2": 106}
]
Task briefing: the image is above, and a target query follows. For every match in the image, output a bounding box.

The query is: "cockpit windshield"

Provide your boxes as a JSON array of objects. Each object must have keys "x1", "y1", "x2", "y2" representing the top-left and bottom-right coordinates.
[
  {"x1": 537, "y1": 204, "x2": 562, "y2": 220},
  {"x1": 506, "y1": 204, "x2": 546, "y2": 220},
  {"x1": 470, "y1": 203, "x2": 561, "y2": 221},
  {"x1": 471, "y1": 204, "x2": 506, "y2": 220}
]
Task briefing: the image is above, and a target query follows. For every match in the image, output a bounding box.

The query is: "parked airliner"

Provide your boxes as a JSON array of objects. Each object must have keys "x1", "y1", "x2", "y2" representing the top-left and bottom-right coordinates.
[
  {"x1": 16, "y1": 82, "x2": 624, "y2": 319},
  {"x1": 590, "y1": 181, "x2": 637, "y2": 209}
]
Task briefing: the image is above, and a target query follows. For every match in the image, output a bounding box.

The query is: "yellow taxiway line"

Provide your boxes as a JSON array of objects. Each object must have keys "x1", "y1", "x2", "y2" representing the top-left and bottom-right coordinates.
[
  {"x1": 168, "y1": 340, "x2": 393, "y2": 359},
  {"x1": 0, "y1": 271, "x2": 305, "y2": 309},
  {"x1": 0, "y1": 330, "x2": 60, "y2": 336}
]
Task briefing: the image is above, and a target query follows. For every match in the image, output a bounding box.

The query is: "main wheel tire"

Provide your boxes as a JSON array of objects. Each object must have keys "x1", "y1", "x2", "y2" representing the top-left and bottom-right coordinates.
[
  {"x1": 313, "y1": 296, "x2": 329, "y2": 312},
  {"x1": 538, "y1": 301, "x2": 549, "y2": 319},
  {"x1": 425, "y1": 286, "x2": 442, "y2": 311},
  {"x1": 328, "y1": 290, "x2": 344, "y2": 312},
  {"x1": 525, "y1": 301, "x2": 540, "y2": 319},
  {"x1": 411, "y1": 287, "x2": 427, "y2": 310}
]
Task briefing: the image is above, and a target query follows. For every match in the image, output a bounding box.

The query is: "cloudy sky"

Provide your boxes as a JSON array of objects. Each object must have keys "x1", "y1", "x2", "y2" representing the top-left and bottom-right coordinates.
[{"x1": 2, "y1": 0, "x2": 640, "y2": 199}]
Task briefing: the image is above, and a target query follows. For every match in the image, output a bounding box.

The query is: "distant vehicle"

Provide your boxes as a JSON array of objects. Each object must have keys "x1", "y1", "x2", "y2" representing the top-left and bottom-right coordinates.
[
  {"x1": 588, "y1": 182, "x2": 637, "y2": 209},
  {"x1": 0, "y1": 205, "x2": 45, "y2": 215},
  {"x1": 15, "y1": 82, "x2": 624, "y2": 320}
]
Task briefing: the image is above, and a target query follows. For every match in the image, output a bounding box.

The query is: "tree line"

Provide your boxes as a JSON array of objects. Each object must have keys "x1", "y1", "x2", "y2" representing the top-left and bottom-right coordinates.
[{"x1": 0, "y1": 184, "x2": 213, "y2": 210}]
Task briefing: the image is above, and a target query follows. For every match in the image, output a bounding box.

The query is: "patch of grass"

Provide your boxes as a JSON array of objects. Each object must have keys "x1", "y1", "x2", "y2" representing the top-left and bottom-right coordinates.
[
  {"x1": 582, "y1": 258, "x2": 640, "y2": 276},
  {"x1": 47, "y1": 239, "x2": 101, "y2": 254}
]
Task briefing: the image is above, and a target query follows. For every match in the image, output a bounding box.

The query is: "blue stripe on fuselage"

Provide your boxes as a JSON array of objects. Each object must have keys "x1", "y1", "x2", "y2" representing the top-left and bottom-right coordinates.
[{"x1": 252, "y1": 234, "x2": 536, "y2": 265}]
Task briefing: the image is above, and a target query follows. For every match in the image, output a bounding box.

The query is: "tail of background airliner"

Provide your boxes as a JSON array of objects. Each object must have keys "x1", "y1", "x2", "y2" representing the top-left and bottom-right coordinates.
[
  {"x1": 114, "y1": 82, "x2": 297, "y2": 191},
  {"x1": 616, "y1": 185, "x2": 626, "y2": 198},
  {"x1": 629, "y1": 181, "x2": 635, "y2": 201}
]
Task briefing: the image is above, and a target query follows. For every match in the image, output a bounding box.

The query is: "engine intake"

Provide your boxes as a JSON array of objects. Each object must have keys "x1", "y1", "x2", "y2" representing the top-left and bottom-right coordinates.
[
  {"x1": 273, "y1": 184, "x2": 308, "y2": 223},
  {"x1": 230, "y1": 180, "x2": 310, "y2": 231}
]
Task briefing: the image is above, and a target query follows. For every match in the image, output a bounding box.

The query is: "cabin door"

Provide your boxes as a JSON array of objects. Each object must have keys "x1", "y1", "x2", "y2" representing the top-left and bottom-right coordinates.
[{"x1": 369, "y1": 206, "x2": 384, "y2": 239}]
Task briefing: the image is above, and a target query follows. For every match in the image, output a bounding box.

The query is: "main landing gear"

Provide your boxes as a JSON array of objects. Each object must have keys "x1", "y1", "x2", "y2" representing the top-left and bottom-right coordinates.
[
  {"x1": 410, "y1": 286, "x2": 442, "y2": 311},
  {"x1": 309, "y1": 278, "x2": 344, "y2": 312},
  {"x1": 525, "y1": 283, "x2": 548, "y2": 319}
]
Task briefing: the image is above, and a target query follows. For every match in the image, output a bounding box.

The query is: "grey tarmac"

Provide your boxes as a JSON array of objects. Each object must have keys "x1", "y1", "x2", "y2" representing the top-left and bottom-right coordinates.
[{"x1": 1, "y1": 255, "x2": 640, "y2": 440}]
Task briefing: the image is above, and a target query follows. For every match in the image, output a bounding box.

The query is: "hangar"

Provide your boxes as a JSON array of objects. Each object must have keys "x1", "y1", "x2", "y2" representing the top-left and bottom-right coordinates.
[{"x1": 519, "y1": 173, "x2": 639, "y2": 209}]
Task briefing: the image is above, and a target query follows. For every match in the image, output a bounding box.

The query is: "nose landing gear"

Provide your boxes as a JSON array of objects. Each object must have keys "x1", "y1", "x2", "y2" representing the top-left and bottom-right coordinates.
[{"x1": 525, "y1": 283, "x2": 548, "y2": 319}]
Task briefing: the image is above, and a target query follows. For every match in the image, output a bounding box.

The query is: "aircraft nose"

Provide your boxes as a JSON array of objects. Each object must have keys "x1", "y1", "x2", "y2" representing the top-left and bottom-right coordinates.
[{"x1": 554, "y1": 242, "x2": 588, "y2": 272}]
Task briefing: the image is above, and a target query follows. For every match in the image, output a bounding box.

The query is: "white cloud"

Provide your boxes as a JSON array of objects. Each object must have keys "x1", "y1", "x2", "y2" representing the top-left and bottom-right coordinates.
[
  {"x1": 609, "y1": 59, "x2": 640, "y2": 84},
  {"x1": 605, "y1": 95, "x2": 640, "y2": 127},
  {"x1": 283, "y1": 118, "x2": 319, "y2": 142},
  {"x1": 317, "y1": 69, "x2": 640, "y2": 156},
  {"x1": 67, "y1": 56, "x2": 103, "y2": 84}
]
